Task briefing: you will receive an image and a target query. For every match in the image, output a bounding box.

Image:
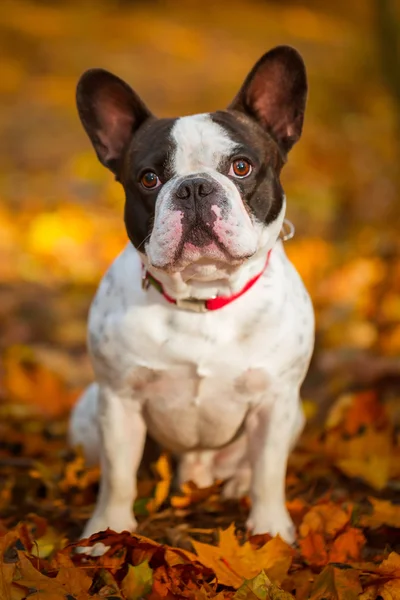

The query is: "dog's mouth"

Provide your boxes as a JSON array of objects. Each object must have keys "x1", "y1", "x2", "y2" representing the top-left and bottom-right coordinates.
[
  {"x1": 155, "y1": 224, "x2": 254, "y2": 274},
  {"x1": 146, "y1": 207, "x2": 258, "y2": 274}
]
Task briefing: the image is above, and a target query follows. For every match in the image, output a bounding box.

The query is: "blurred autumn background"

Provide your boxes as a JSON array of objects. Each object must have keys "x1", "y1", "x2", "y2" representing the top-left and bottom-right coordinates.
[{"x1": 0, "y1": 1, "x2": 400, "y2": 597}]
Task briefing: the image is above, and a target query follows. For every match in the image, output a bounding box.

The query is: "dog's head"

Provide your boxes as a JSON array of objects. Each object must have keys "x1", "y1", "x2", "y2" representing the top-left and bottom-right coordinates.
[{"x1": 76, "y1": 46, "x2": 307, "y2": 281}]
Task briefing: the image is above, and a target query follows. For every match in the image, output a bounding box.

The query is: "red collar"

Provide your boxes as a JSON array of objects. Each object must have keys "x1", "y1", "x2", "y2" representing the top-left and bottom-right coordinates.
[{"x1": 142, "y1": 250, "x2": 272, "y2": 313}]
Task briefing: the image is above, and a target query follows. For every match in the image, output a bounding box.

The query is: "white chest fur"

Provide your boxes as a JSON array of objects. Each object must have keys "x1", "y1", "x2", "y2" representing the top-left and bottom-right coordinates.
[{"x1": 86, "y1": 242, "x2": 314, "y2": 453}]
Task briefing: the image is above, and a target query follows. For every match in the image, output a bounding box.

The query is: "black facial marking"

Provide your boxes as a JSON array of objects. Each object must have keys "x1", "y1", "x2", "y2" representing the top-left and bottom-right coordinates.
[
  {"x1": 121, "y1": 118, "x2": 177, "y2": 250},
  {"x1": 210, "y1": 111, "x2": 285, "y2": 225}
]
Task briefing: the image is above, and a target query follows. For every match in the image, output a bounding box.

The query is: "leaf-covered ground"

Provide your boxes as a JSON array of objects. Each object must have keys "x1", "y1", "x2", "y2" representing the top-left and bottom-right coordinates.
[
  {"x1": 1, "y1": 0, "x2": 400, "y2": 598},
  {"x1": 0, "y1": 383, "x2": 399, "y2": 599}
]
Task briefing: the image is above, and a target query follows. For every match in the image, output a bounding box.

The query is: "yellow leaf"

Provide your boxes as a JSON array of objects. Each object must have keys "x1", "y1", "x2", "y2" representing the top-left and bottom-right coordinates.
[
  {"x1": 146, "y1": 453, "x2": 172, "y2": 514},
  {"x1": 234, "y1": 570, "x2": 295, "y2": 600},
  {"x1": 360, "y1": 497, "x2": 400, "y2": 529},
  {"x1": 359, "y1": 553, "x2": 400, "y2": 600},
  {"x1": 121, "y1": 561, "x2": 153, "y2": 600},
  {"x1": 192, "y1": 524, "x2": 293, "y2": 589},
  {"x1": 336, "y1": 455, "x2": 390, "y2": 491}
]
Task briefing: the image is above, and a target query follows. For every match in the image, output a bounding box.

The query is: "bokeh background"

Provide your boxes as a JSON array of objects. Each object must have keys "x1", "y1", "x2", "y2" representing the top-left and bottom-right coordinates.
[{"x1": 1, "y1": 0, "x2": 400, "y2": 420}]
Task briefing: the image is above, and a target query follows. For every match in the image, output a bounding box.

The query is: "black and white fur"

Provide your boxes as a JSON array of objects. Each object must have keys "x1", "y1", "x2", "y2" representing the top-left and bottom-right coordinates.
[{"x1": 70, "y1": 46, "x2": 314, "y2": 547}]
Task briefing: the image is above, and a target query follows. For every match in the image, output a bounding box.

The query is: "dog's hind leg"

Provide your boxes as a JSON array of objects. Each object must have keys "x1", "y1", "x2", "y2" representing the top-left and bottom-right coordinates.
[
  {"x1": 213, "y1": 435, "x2": 251, "y2": 499},
  {"x1": 177, "y1": 437, "x2": 251, "y2": 498},
  {"x1": 69, "y1": 383, "x2": 101, "y2": 466},
  {"x1": 177, "y1": 450, "x2": 215, "y2": 488}
]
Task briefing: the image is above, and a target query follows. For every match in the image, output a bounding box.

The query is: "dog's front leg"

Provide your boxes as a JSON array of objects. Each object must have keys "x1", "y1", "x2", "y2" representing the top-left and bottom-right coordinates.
[
  {"x1": 82, "y1": 386, "x2": 146, "y2": 540},
  {"x1": 246, "y1": 386, "x2": 302, "y2": 544}
]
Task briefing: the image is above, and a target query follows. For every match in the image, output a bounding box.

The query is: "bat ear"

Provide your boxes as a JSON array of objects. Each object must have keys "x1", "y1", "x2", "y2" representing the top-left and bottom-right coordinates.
[
  {"x1": 229, "y1": 46, "x2": 307, "y2": 152},
  {"x1": 76, "y1": 68, "x2": 153, "y2": 173}
]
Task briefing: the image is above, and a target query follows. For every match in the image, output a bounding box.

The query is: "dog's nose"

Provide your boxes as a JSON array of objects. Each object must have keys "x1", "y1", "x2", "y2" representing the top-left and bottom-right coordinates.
[{"x1": 175, "y1": 177, "x2": 215, "y2": 208}]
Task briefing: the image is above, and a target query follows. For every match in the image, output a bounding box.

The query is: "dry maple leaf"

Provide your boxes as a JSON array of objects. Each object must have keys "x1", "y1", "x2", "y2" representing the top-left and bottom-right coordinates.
[
  {"x1": 309, "y1": 565, "x2": 362, "y2": 600},
  {"x1": 234, "y1": 571, "x2": 295, "y2": 600},
  {"x1": 121, "y1": 560, "x2": 153, "y2": 600},
  {"x1": 328, "y1": 528, "x2": 366, "y2": 563},
  {"x1": 360, "y1": 497, "x2": 400, "y2": 529},
  {"x1": 298, "y1": 531, "x2": 328, "y2": 568},
  {"x1": 12, "y1": 551, "x2": 104, "y2": 599},
  {"x1": 0, "y1": 531, "x2": 20, "y2": 600},
  {"x1": 324, "y1": 422, "x2": 393, "y2": 491},
  {"x1": 359, "y1": 552, "x2": 400, "y2": 600},
  {"x1": 192, "y1": 524, "x2": 293, "y2": 589},
  {"x1": 299, "y1": 502, "x2": 352, "y2": 538}
]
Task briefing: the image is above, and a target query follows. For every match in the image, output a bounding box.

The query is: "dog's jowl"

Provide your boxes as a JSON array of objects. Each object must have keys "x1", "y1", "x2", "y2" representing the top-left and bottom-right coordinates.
[{"x1": 70, "y1": 45, "x2": 315, "y2": 546}]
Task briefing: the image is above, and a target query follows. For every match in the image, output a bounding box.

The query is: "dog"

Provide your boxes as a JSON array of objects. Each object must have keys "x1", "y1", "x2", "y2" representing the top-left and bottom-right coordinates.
[{"x1": 69, "y1": 45, "x2": 314, "y2": 547}]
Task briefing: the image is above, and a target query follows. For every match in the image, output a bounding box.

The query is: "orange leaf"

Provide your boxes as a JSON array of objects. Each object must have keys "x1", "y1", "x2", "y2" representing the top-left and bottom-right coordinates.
[
  {"x1": 342, "y1": 391, "x2": 387, "y2": 435},
  {"x1": 328, "y1": 528, "x2": 366, "y2": 563},
  {"x1": 298, "y1": 531, "x2": 328, "y2": 567},
  {"x1": 171, "y1": 480, "x2": 221, "y2": 509},
  {"x1": 192, "y1": 524, "x2": 293, "y2": 589},
  {"x1": 299, "y1": 502, "x2": 351, "y2": 538}
]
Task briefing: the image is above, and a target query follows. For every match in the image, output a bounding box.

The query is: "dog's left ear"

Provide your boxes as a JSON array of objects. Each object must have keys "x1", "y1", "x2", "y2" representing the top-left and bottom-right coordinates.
[
  {"x1": 229, "y1": 46, "x2": 307, "y2": 152},
  {"x1": 76, "y1": 69, "x2": 153, "y2": 174}
]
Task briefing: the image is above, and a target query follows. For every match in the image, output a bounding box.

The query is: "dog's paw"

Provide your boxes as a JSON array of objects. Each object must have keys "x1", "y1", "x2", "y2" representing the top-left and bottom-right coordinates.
[
  {"x1": 76, "y1": 511, "x2": 137, "y2": 555},
  {"x1": 247, "y1": 506, "x2": 296, "y2": 545},
  {"x1": 75, "y1": 542, "x2": 110, "y2": 557}
]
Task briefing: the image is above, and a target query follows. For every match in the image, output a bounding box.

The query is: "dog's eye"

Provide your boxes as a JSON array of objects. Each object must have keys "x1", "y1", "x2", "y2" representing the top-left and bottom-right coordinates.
[
  {"x1": 141, "y1": 172, "x2": 161, "y2": 189},
  {"x1": 230, "y1": 159, "x2": 252, "y2": 178}
]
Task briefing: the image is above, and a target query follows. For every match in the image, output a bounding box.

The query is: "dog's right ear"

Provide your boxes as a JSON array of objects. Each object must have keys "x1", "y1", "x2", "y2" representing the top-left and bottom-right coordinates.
[{"x1": 76, "y1": 69, "x2": 152, "y2": 174}]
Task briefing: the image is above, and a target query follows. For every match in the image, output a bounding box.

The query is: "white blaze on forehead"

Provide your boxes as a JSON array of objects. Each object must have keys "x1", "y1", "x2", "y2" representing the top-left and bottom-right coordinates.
[{"x1": 171, "y1": 114, "x2": 238, "y2": 176}]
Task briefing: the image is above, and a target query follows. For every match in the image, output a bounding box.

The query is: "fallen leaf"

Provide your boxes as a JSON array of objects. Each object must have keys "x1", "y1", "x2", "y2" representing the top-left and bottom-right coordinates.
[
  {"x1": 171, "y1": 480, "x2": 222, "y2": 509},
  {"x1": 121, "y1": 560, "x2": 153, "y2": 600},
  {"x1": 192, "y1": 525, "x2": 293, "y2": 588},
  {"x1": 146, "y1": 453, "x2": 172, "y2": 514},
  {"x1": 309, "y1": 565, "x2": 362, "y2": 600},
  {"x1": 299, "y1": 502, "x2": 351, "y2": 538},
  {"x1": 342, "y1": 391, "x2": 387, "y2": 435},
  {"x1": 234, "y1": 571, "x2": 295, "y2": 600},
  {"x1": 360, "y1": 497, "x2": 400, "y2": 529},
  {"x1": 0, "y1": 531, "x2": 19, "y2": 600},
  {"x1": 328, "y1": 528, "x2": 366, "y2": 563},
  {"x1": 14, "y1": 551, "x2": 103, "y2": 599},
  {"x1": 336, "y1": 454, "x2": 390, "y2": 491},
  {"x1": 359, "y1": 552, "x2": 400, "y2": 600},
  {"x1": 298, "y1": 531, "x2": 328, "y2": 567}
]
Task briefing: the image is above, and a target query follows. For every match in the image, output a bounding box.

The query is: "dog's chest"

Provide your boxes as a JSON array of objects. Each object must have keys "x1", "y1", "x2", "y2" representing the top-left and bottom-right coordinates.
[
  {"x1": 93, "y1": 307, "x2": 274, "y2": 451},
  {"x1": 88, "y1": 245, "x2": 314, "y2": 452}
]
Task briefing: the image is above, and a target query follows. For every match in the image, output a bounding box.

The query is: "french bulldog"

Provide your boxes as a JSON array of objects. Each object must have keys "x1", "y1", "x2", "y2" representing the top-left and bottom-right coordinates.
[{"x1": 69, "y1": 45, "x2": 314, "y2": 547}]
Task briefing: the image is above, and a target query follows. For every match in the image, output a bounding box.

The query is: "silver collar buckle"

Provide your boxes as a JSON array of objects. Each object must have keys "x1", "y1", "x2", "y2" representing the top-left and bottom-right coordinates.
[{"x1": 176, "y1": 297, "x2": 209, "y2": 313}]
